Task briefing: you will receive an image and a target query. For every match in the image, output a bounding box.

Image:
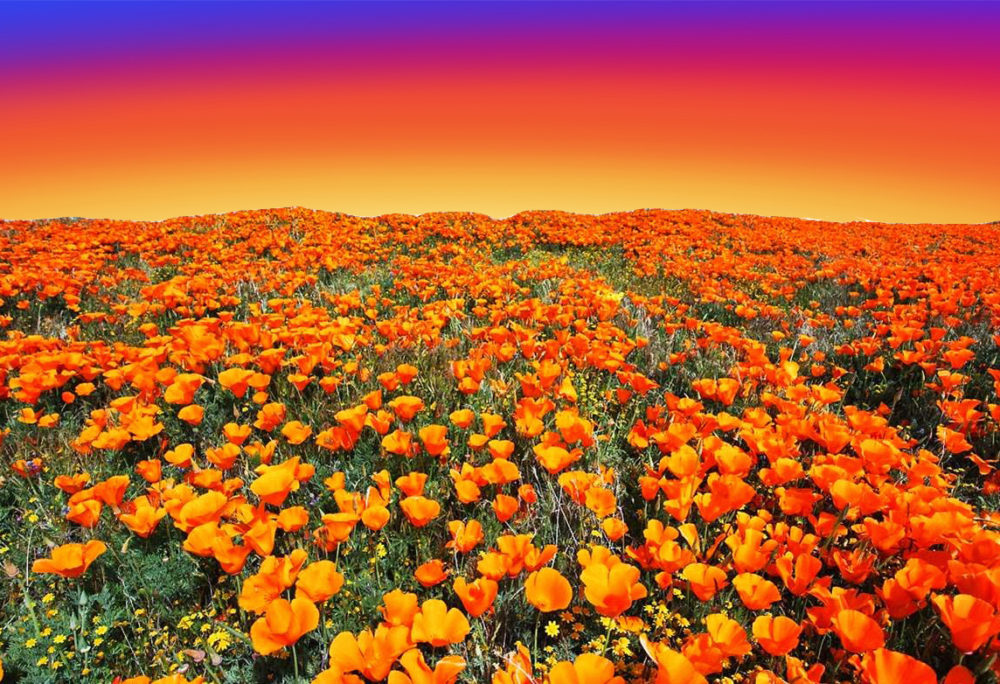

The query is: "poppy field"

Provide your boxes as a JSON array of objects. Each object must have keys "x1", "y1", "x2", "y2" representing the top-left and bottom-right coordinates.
[{"x1": 1, "y1": 207, "x2": 1000, "y2": 683}]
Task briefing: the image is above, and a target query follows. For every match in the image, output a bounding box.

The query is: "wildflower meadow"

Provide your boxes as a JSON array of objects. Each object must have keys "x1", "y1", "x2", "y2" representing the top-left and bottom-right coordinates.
[{"x1": 0, "y1": 207, "x2": 998, "y2": 683}]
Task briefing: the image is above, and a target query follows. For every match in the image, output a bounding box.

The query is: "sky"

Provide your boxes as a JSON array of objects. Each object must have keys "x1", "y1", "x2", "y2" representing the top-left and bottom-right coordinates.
[{"x1": 1, "y1": 1, "x2": 998, "y2": 224}]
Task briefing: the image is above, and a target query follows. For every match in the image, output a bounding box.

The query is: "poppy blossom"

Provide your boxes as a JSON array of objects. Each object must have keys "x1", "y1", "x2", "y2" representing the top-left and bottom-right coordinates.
[
  {"x1": 249, "y1": 459, "x2": 296, "y2": 505},
  {"x1": 163, "y1": 373, "x2": 204, "y2": 405},
  {"x1": 705, "y1": 613, "x2": 752, "y2": 658},
  {"x1": 831, "y1": 609, "x2": 885, "y2": 653},
  {"x1": 447, "y1": 519, "x2": 485, "y2": 553},
  {"x1": 379, "y1": 589, "x2": 420, "y2": 628},
  {"x1": 410, "y1": 598, "x2": 471, "y2": 647},
  {"x1": 295, "y1": 560, "x2": 345, "y2": 603},
  {"x1": 641, "y1": 637, "x2": 708, "y2": 684},
  {"x1": 858, "y1": 648, "x2": 937, "y2": 684},
  {"x1": 249, "y1": 597, "x2": 319, "y2": 655},
  {"x1": 386, "y1": 649, "x2": 465, "y2": 684},
  {"x1": 414, "y1": 560, "x2": 449, "y2": 587},
  {"x1": 580, "y1": 560, "x2": 648, "y2": 617},
  {"x1": 492, "y1": 494, "x2": 520, "y2": 522},
  {"x1": 389, "y1": 396, "x2": 425, "y2": 422},
  {"x1": 449, "y1": 409, "x2": 475, "y2": 428},
  {"x1": 931, "y1": 593, "x2": 1000, "y2": 653},
  {"x1": 682, "y1": 563, "x2": 728, "y2": 601},
  {"x1": 119, "y1": 496, "x2": 167, "y2": 538},
  {"x1": 732, "y1": 573, "x2": 782, "y2": 610},
  {"x1": 547, "y1": 653, "x2": 624, "y2": 684},
  {"x1": 752, "y1": 615, "x2": 802, "y2": 656},
  {"x1": 389, "y1": 492, "x2": 439, "y2": 526},
  {"x1": 327, "y1": 625, "x2": 412, "y2": 682},
  {"x1": 32, "y1": 540, "x2": 107, "y2": 578},
  {"x1": 281, "y1": 421, "x2": 312, "y2": 445},
  {"x1": 396, "y1": 471, "x2": 428, "y2": 497},
  {"x1": 177, "y1": 404, "x2": 204, "y2": 425},
  {"x1": 277, "y1": 506, "x2": 310, "y2": 531},
  {"x1": 524, "y1": 568, "x2": 573, "y2": 613},
  {"x1": 453, "y1": 576, "x2": 498, "y2": 617},
  {"x1": 217, "y1": 367, "x2": 256, "y2": 398}
]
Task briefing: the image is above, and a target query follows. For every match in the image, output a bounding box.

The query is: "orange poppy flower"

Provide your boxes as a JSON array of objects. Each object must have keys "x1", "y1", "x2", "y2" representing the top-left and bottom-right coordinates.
[
  {"x1": 640, "y1": 637, "x2": 708, "y2": 684},
  {"x1": 580, "y1": 560, "x2": 648, "y2": 617},
  {"x1": 453, "y1": 576, "x2": 498, "y2": 617},
  {"x1": 931, "y1": 593, "x2": 1000, "y2": 653},
  {"x1": 316, "y1": 512, "x2": 360, "y2": 549},
  {"x1": 336, "y1": 404, "x2": 369, "y2": 434},
  {"x1": 163, "y1": 373, "x2": 204, "y2": 405},
  {"x1": 249, "y1": 597, "x2": 319, "y2": 655},
  {"x1": 171, "y1": 490, "x2": 229, "y2": 532},
  {"x1": 379, "y1": 589, "x2": 420, "y2": 628},
  {"x1": 449, "y1": 409, "x2": 475, "y2": 428},
  {"x1": 705, "y1": 613, "x2": 751, "y2": 658},
  {"x1": 409, "y1": 598, "x2": 471, "y2": 647},
  {"x1": 400, "y1": 496, "x2": 441, "y2": 528},
  {"x1": 177, "y1": 403, "x2": 204, "y2": 425},
  {"x1": 830, "y1": 609, "x2": 884, "y2": 653},
  {"x1": 942, "y1": 666, "x2": 976, "y2": 684},
  {"x1": 774, "y1": 552, "x2": 822, "y2": 596},
  {"x1": 327, "y1": 625, "x2": 412, "y2": 682},
  {"x1": 547, "y1": 653, "x2": 624, "y2": 684},
  {"x1": 54, "y1": 473, "x2": 90, "y2": 494},
  {"x1": 361, "y1": 390, "x2": 383, "y2": 411},
  {"x1": 251, "y1": 457, "x2": 303, "y2": 507},
  {"x1": 492, "y1": 494, "x2": 520, "y2": 523},
  {"x1": 164, "y1": 443, "x2": 195, "y2": 468},
  {"x1": 389, "y1": 395, "x2": 425, "y2": 422},
  {"x1": 183, "y1": 521, "x2": 228, "y2": 557},
  {"x1": 239, "y1": 549, "x2": 309, "y2": 613},
  {"x1": 276, "y1": 506, "x2": 310, "y2": 532},
  {"x1": 732, "y1": 573, "x2": 782, "y2": 610},
  {"x1": 91, "y1": 475, "x2": 129, "y2": 506},
  {"x1": 32, "y1": 540, "x2": 107, "y2": 578},
  {"x1": 395, "y1": 364, "x2": 419, "y2": 384},
  {"x1": 66, "y1": 499, "x2": 103, "y2": 528},
  {"x1": 752, "y1": 615, "x2": 801, "y2": 656},
  {"x1": 447, "y1": 519, "x2": 485, "y2": 553},
  {"x1": 396, "y1": 471, "x2": 428, "y2": 497},
  {"x1": 254, "y1": 402, "x2": 287, "y2": 432},
  {"x1": 492, "y1": 643, "x2": 534, "y2": 684},
  {"x1": 217, "y1": 367, "x2": 256, "y2": 398},
  {"x1": 135, "y1": 458, "x2": 162, "y2": 484},
  {"x1": 524, "y1": 568, "x2": 573, "y2": 613},
  {"x1": 222, "y1": 422, "x2": 252, "y2": 446},
  {"x1": 211, "y1": 536, "x2": 253, "y2": 575},
  {"x1": 281, "y1": 420, "x2": 312, "y2": 445},
  {"x1": 361, "y1": 504, "x2": 391, "y2": 531},
  {"x1": 418, "y1": 424, "x2": 450, "y2": 457},
  {"x1": 295, "y1": 560, "x2": 345, "y2": 603},
  {"x1": 378, "y1": 371, "x2": 400, "y2": 391},
  {"x1": 682, "y1": 563, "x2": 728, "y2": 601},
  {"x1": 480, "y1": 413, "x2": 506, "y2": 438},
  {"x1": 119, "y1": 496, "x2": 167, "y2": 538},
  {"x1": 858, "y1": 648, "x2": 936, "y2": 684},
  {"x1": 534, "y1": 444, "x2": 581, "y2": 474},
  {"x1": 383, "y1": 429, "x2": 414, "y2": 456},
  {"x1": 415, "y1": 560, "x2": 449, "y2": 587},
  {"x1": 387, "y1": 649, "x2": 465, "y2": 684},
  {"x1": 601, "y1": 517, "x2": 627, "y2": 541}
]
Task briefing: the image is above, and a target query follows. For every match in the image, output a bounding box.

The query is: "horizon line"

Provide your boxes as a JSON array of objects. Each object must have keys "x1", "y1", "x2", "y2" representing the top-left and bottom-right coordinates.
[{"x1": 3, "y1": 205, "x2": 998, "y2": 228}]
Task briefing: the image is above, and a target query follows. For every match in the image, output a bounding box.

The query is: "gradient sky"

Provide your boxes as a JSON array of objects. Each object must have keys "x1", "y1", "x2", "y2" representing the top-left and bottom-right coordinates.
[{"x1": 1, "y1": 1, "x2": 998, "y2": 223}]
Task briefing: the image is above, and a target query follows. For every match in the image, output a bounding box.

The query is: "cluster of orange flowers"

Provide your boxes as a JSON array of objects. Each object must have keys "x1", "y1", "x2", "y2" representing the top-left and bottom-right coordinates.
[{"x1": 3, "y1": 208, "x2": 1000, "y2": 682}]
